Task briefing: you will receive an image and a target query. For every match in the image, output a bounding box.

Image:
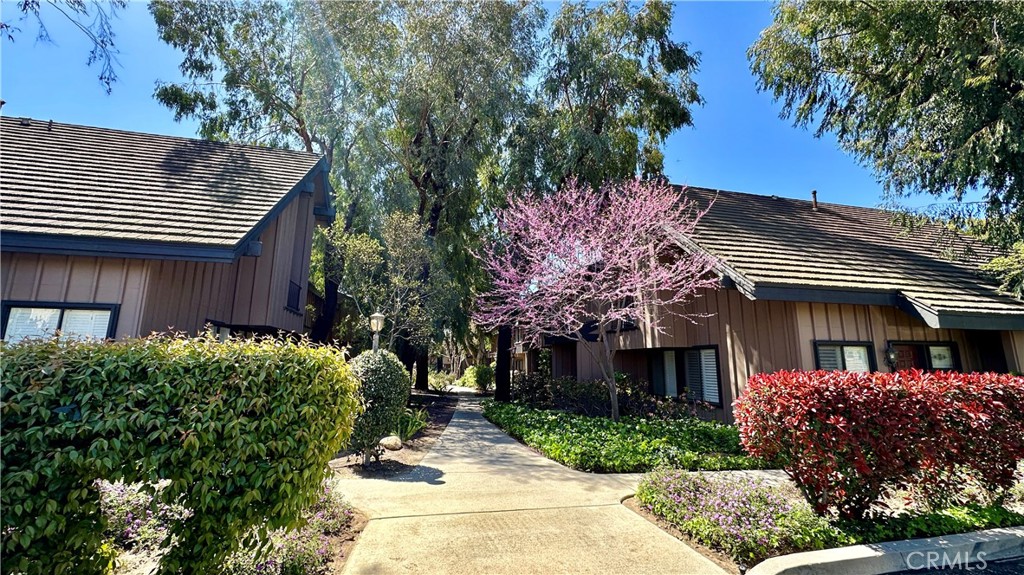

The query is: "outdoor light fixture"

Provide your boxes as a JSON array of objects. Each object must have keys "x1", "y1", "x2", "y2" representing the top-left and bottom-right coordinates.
[
  {"x1": 884, "y1": 344, "x2": 898, "y2": 370},
  {"x1": 370, "y1": 312, "x2": 385, "y2": 352}
]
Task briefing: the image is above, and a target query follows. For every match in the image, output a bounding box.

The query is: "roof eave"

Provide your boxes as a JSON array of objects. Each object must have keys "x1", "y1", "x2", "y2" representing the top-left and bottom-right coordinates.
[{"x1": 0, "y1": 231, "x2": 237, "y2": 263}]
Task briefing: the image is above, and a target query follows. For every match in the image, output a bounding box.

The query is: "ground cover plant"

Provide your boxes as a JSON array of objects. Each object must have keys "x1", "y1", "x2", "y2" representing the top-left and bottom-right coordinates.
[
  {"x1": 1, "y1": 335, "x2": 361, "y2": 575},
  {"x1": 483, "y1": 401, "x2": 766, "y2": 473},
  {"x1": 735, "y1": 370, "x2": 1024, "y2": 519},
  {"x1": 636, "y1": 470, "x2": 1024, "y2": 568}
]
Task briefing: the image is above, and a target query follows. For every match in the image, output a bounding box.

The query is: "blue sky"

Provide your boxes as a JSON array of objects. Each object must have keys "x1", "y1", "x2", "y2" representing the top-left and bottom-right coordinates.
[{"x1": 1, "y1": 1, "x2": 887, "y2": 208}]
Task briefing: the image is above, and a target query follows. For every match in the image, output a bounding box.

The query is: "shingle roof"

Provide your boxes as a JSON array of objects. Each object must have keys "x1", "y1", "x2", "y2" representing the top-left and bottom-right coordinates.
[
  {"x1": 0, "y1": 117, "x2": 325, "y2": 255},
  {"x1": 675, "y1": 186, "x2": 1024, "y2": 330}
]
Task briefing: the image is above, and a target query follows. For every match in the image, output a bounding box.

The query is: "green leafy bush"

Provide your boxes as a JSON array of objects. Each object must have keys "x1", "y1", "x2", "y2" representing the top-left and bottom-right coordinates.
[
  {"x1": 510, "y1": 372, "x2": 695, "y2": 419},
  {"x1": 637, "y1": 470, "x2": 849, "y2": 565},
  {"x1": 349, "y1": 350, "x2": 411, "y2": 463},
  {"x1": 427, "y1": 370, "x2": 455, "y2": 392},
  {"x1": 483, "y1": 401, "x2": 766, "y2": 473},
  {"x1": 1, "y1": 335, "x2": 361, "y2": 575},
  {"x1": 395, "y1": 407, "x2": 429, "y2": 441},
  {"x1": 458, "y1": 365, "x2": 494, "y2": 392}
]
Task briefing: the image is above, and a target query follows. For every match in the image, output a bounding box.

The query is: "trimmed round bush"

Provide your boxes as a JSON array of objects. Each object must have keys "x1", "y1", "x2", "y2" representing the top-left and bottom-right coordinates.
[
  {"x1": 349, "y1": 350, "x2": 411, "y2": 463},
  {"x1": 1, "y1": 335, "x2": 361, "y2": 575},
  {"x1": 735, "y1": 370, "x2": 1024, "y2": 519}
]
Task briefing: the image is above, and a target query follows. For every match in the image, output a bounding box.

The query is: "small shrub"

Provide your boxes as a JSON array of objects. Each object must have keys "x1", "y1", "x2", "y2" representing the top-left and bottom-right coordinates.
[
  {"x1": 1, "y1": 335, "x2": 361, "y2": 575},
  {"x1": 395, "y1": 407, "x2": 429, "y2": 441},
  {"x1": 349, "y1": 350, "x2": 412, "y2": 464},
  {"x1": 483, "y1": 401, "x2": 766, "y2": 473},
  {"x1": 458, "y1": 365, "x2": 494, "y2": 392},
  {"x1": 735, "y1": 370, "x2": 1024, "y2": 519},
  {"x1": 637, "y1": 470, "x2": 850, "y2": 565},
  {"x1": 510, "y1": 372, "x2": 695, "y2": 419},
  {"x1": 427, "y1": 370, "x2": 455, "y2": 393}
]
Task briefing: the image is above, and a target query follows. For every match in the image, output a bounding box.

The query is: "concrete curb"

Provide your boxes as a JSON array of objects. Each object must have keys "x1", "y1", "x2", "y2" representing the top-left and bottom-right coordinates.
[{"x1": 747, "y1": 526, "x2": 1024, "y2": 575}]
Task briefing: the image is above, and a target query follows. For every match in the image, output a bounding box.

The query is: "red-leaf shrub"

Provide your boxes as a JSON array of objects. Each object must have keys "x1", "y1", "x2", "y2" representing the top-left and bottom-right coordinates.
[{"x1": 734, "y1": 370, "x2": 1024, "y2": 519}]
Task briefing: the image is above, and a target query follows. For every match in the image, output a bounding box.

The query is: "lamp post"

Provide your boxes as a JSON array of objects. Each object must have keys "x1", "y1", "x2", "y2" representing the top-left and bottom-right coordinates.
[{"x1": 370, "y1": 312, "x2": 385, "y2": 352}]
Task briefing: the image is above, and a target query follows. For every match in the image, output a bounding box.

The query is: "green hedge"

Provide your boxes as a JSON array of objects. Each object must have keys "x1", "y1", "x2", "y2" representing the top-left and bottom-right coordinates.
[
  {"x1": 483, "y1": 401, "x2": 768, "y2": 473},
  {"x1": 1, "y1": 335, "x2": 361, "y2": 575},
  {"x1": 349, "y1": 350, "x2": 411, "y2": 461}
]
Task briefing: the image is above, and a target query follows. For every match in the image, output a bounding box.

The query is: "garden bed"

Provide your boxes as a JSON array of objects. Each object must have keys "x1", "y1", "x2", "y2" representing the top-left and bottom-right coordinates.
[
  {"x1": 482, "y1": 401, "x2": 768, "y2": 473},
  {"x1": 331, "y1": 392, "x2": 458, "y2": 479},
  {"x1": 103, "y1": 479, "x2": 366, "y2": 575},
  {"x1": 630, "y1": 469, "x2": 1024, "y2": 573}
]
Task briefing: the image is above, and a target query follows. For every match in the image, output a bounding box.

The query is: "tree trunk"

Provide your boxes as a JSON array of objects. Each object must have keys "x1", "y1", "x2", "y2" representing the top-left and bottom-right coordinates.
[
  {"x1": 415, "y1": 347, "x2": 429, "y2": 390},
  {"x1": 494, "y1": 325, "x2": 512, "y2": 402},
  {"x1": 606, "y1": 376, "x2": 620, "y2": 421}
]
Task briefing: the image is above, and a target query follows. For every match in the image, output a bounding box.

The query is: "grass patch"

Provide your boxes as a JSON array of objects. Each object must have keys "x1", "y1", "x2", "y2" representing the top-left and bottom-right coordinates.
[
  {"x1": 636, "y1": 470, "x2": 1024, "y2": 568},
  {"x1": 482, "y1": 401, "x2": 768, "y2": 472}
]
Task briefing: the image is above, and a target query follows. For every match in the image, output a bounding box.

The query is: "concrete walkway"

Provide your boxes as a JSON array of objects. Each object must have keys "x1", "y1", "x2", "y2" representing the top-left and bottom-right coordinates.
[{"x1": 336, "y1": 400, "x2": 727, "y2": 575}]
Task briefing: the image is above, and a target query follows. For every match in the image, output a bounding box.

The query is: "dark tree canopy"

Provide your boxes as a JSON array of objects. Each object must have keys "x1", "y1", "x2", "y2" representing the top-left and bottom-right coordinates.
[
  {"x1": 2, "y1": 0, "x2": 127, "y2": 93},
  {"x1": 749, "y1": 0, "x2": 1024, "y2": 250}
]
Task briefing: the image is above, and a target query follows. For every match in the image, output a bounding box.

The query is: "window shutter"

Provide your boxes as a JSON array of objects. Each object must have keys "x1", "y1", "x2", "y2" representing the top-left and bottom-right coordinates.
[
  {"x1": 700, "y1": 348, "x2": 720, "y2": 405},
  {"x1": 817, "y1": 345, "x2": 842, "y2": 371},
  {"x1": 683, "y1": 349, "x2": 703, "y2": 402}
]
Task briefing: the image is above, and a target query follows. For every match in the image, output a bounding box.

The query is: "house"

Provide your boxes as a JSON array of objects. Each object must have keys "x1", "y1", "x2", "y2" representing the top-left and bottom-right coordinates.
[
  {"x1": 531, "y1": 186, "x2": 1024, "y2": 422},
  {"x1": 0, "y1": 117, "x2": 333, "y2": 341}
]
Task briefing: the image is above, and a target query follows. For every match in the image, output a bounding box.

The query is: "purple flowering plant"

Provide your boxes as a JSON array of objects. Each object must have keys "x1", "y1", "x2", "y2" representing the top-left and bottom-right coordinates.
[{"x1": 636, "y1": 471, "x2": 848, "y2": 565}]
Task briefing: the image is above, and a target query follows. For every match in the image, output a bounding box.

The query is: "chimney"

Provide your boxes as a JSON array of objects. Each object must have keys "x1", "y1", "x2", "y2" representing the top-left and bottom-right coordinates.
[{"x1": 811, "y1": 190, "x2": 818, "y2": 211}]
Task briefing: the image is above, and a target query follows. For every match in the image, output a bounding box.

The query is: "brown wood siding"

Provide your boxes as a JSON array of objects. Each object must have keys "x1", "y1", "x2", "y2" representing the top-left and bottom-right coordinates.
[
  {"x1": 567, "y1": 288, "x2": 1016, "y2": 423},
  {"x1": 1, "y1": 253, "x2": 150, "y2": 337},
  {"x1": 140, "y1": 260, "x2": 239, "y2": 335},
  {"x1": 793, "y1": 303, "x2": 982, "y2": 372},
  {"x1": 225, "y1": 196, "x2": 309, "y2": 332},
  {"x1": 1002, "y1": 331, "x2": 1024, "y2": 372}
]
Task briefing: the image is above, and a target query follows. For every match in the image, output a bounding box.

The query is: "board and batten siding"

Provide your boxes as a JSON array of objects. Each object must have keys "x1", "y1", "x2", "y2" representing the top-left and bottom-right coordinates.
[
  {"x1": 140, "y1": 192, "x2": 314, "y2": 334},
  {"x1": 1001, "y1": 331, "x2": 1024, "y2": 373},
  {"x1": 3, "y1": 190, "x2": 317, "y2": 338},
  {"x1": 791, "y1": 302, "x2": 986, "y2": 372},
  {"x1": 575, "y1": 287, "x2": 801, "y2": 421},
  {"x1": 569, "y1": 287, "x2": 1018, "y2": 422},
  {"x1": 0, "y1": 253, "x2": 151, "y2": 337}
]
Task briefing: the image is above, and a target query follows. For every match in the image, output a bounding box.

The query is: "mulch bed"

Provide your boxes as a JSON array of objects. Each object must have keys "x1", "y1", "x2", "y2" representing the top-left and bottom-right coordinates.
[
  {"x1": 326, "y1": 508, "x2": 369, "y2": 574},
  {"x1": 622, "y1": 496, "x2": 744, "y2": 575},
  {"x1": 329, "y1": 392, "x2": 459, "y2": 480}
]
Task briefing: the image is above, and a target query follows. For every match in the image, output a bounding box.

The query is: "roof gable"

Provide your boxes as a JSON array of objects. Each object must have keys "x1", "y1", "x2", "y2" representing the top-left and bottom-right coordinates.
[
  {"x1": 674, "y1": 186, "x2": 1024, "y2": 330},
  {"x1": 0, "y1": 117, "x2": 329, "y2": 261}
]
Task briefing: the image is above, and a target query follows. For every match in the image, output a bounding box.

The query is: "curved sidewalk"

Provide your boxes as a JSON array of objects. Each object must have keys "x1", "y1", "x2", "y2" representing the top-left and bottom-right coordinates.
[{"x1": 336, "y1": 399, "x2": 726, "y2": 575}]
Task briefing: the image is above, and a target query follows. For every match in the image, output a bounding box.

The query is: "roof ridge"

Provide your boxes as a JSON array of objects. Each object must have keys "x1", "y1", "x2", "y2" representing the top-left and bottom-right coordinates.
[
  {"x1": 0, "y1": 115, "x2": 322, "y2": 159},
  {"x1": 674, "y1": 183, "x2": 892, "y2": 215}
]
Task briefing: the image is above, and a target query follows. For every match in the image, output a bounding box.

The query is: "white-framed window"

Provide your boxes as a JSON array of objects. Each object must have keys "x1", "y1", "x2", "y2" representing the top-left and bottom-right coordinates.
[
  {"x1": 650, "y1": 346, "x2": 722, "y2": 406},
  {"x1": 2, "y1": 302, "x2": 117, "y2": 342},
  {"x1": 815, "y1": 341, "x2": 876, "y2": 373}
]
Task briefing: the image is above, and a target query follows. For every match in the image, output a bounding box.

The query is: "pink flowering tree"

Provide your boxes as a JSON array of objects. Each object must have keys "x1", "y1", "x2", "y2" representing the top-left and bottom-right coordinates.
[{"x1": 474, "y1": 179, "x2": 719, "y2": 420}]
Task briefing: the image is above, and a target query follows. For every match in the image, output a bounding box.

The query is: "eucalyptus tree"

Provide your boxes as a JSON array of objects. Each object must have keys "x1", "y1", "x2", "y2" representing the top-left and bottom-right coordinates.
[
  {"x1": 750, "y1": 0, "x2": 1024, "y2": 291},
  {"x1": 317, "y1": 0, "x2": 544, "y2": 386},
  {"x1": 494, "y1": 0, "x2": 703, "y2": 194},
  {"x1": 150, "y1": 0, "x2": 388, "y2": 341}
]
